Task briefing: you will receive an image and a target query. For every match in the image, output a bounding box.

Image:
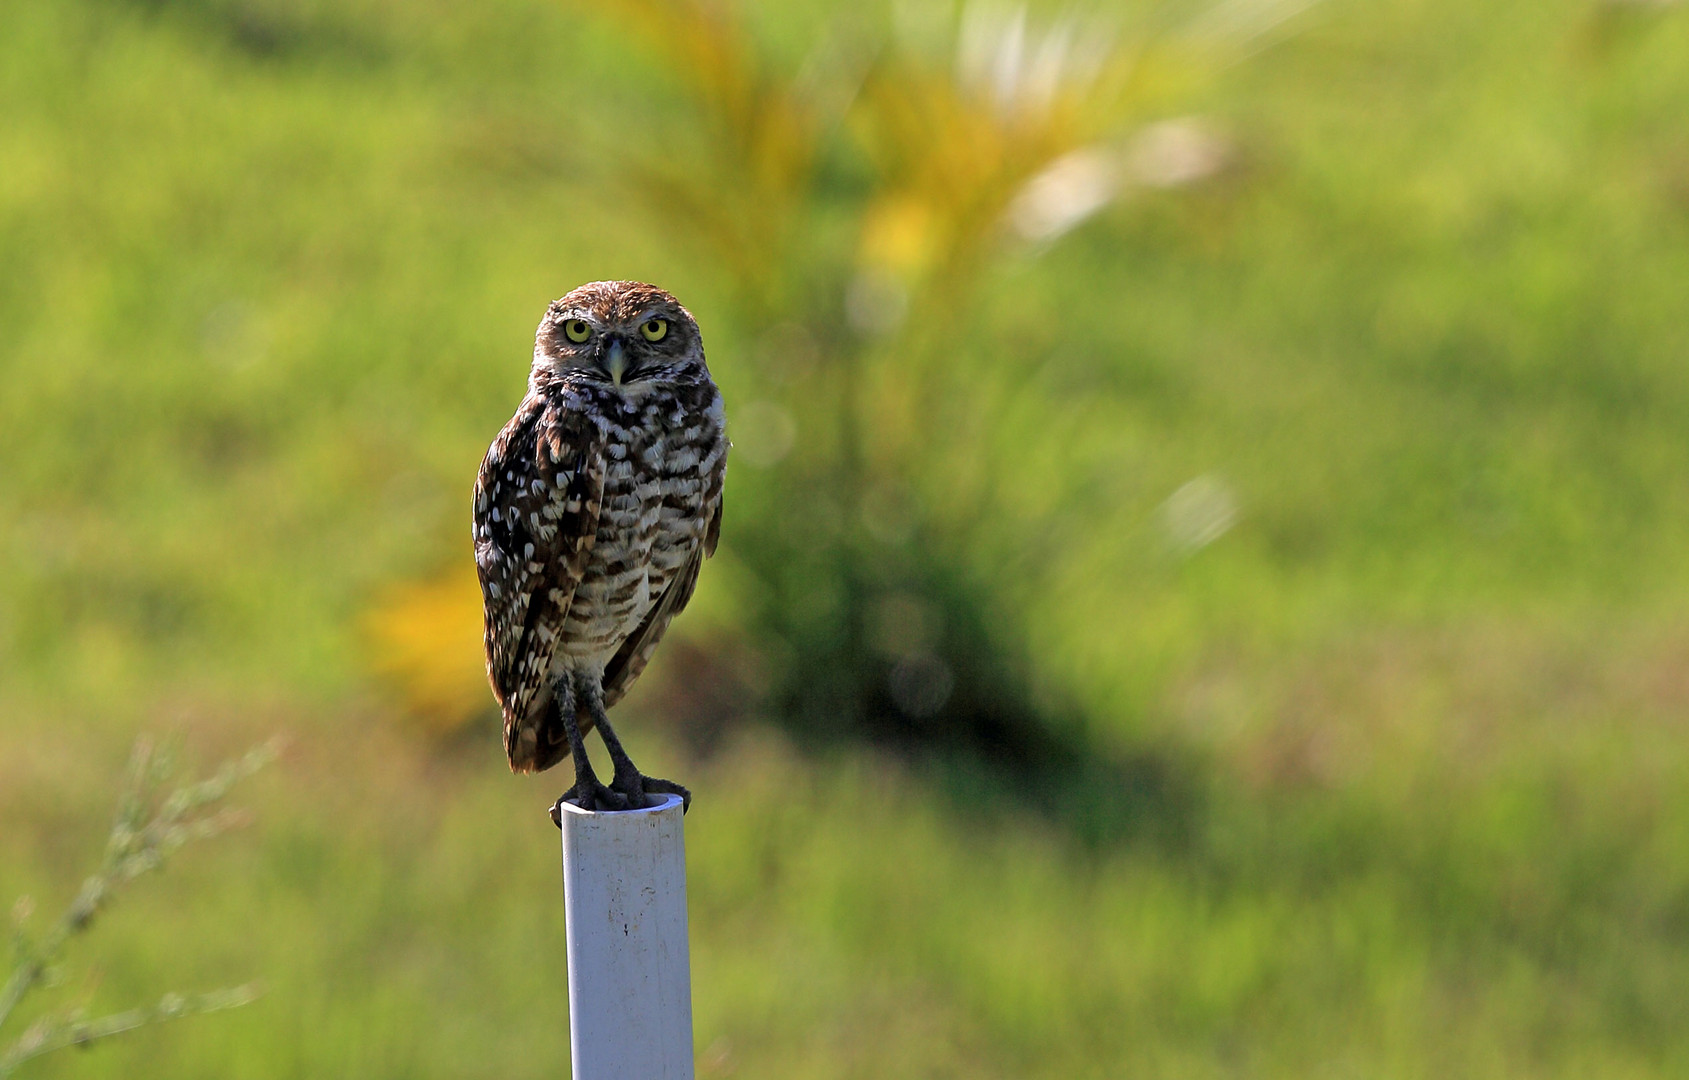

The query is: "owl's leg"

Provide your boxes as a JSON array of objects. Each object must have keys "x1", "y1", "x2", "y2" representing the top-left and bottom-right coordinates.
[
  {"x1": 579, "y1": 673, "x2": 692, "y2": 813},
  {"x1": 549, "y1": 671, "x2": 631, "y2": 824}
]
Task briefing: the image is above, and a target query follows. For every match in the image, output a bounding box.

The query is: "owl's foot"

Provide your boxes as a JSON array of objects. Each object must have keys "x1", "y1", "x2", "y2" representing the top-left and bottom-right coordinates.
[
  {"x1": 549, "y1": 777, "x2": 632, "y2": 824},
  {"x1": 609, "y1": 770, "x2": 692, "y2": 814},
  {"x1": 547, "y1": 776, "x2": 689, "y2": 825}
]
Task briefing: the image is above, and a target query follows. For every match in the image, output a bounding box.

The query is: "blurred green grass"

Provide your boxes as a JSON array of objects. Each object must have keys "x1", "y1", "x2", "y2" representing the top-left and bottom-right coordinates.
[{"x1": 6, "y1": 0, "x2": 1689, "y2": 1075}]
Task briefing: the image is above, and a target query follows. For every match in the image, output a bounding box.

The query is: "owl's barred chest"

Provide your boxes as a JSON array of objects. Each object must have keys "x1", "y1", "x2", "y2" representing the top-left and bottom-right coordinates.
[{"x1": 553, "y1": 385, "x2": 724, "y2": 663}]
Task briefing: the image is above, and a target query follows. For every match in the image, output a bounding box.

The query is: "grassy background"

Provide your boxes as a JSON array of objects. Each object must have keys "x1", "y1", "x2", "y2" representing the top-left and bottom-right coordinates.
[{"x1": 6, "y1": 0, "x2": 1689, "y2": 1075}]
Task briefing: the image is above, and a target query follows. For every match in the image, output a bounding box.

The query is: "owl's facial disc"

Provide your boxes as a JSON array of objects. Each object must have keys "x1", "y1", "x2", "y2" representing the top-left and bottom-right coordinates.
[{"x1": 535, "y1": 288, "x2": 697, "y2": 391}]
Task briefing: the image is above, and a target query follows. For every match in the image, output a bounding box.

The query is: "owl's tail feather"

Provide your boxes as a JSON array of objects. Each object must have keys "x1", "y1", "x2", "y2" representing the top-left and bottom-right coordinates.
[{"x1": 505, "y1": 698, "x2": 596, "y2": 775}]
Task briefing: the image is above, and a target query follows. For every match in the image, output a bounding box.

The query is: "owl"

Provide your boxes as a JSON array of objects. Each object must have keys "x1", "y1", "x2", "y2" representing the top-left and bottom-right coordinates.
[{"x1": 473, "y1": 281, "x2": 727, "y2": 817}]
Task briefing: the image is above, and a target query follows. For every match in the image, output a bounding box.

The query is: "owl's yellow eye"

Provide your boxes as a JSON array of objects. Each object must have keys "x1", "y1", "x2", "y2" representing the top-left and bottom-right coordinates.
[
  {"x1": 640, "y1": 318, "x2": 669, "y2": 343},
  {"x1": 563, "y1": 319, "x2": 591, "y2": 343}
]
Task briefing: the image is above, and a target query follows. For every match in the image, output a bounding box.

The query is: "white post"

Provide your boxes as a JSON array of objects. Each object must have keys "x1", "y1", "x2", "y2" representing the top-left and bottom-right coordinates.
[{"x1": 556, "y1": 793, "x2": 695, "y2": 1080}]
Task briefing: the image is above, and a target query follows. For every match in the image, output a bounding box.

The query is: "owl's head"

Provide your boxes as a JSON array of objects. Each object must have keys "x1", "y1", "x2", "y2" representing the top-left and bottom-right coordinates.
[{"x1": 532, "y1": 281, "x2": 707, "y2": 393}]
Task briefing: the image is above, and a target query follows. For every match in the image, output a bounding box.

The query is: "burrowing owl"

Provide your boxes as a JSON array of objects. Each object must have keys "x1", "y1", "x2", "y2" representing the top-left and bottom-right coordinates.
[{"x1": 473, "y1": 281, "x2": 727, "y2": 817}]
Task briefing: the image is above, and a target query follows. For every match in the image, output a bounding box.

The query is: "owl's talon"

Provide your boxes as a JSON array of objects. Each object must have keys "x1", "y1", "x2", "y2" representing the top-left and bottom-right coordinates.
[
  {"x1": 639, "y1": 776, "x2": 692, "y2": 813},
  {"x1": 603, "y1": 771, "x2": 690, "y2": 812},
  {"x1": 553, "y1": 778, "x2": 631, "y2": 816},
  {"x1": 611, "y1": 770, "x2": 646, "y2": 811}
]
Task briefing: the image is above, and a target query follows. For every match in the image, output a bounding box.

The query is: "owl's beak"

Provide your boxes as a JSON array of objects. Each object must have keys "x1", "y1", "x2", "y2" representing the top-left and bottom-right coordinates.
[{"x1": 603, "y1": 338, "x2": 628, "y2": 387}]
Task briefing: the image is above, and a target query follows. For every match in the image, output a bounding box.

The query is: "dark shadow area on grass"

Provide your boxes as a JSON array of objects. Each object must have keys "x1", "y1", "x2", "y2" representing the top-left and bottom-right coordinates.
[
  {"x1": 113, "y1": 0, "x2": 389, "y2": 65},
  {"x1": 652, "y1": 548, "x2": 1210, "y2": 854}
]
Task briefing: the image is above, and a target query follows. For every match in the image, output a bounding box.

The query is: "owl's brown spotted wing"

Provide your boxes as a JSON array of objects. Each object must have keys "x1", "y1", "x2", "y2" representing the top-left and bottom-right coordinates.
[{"x1": 473, "y1": 393, "x2": 604, "y2": 761}]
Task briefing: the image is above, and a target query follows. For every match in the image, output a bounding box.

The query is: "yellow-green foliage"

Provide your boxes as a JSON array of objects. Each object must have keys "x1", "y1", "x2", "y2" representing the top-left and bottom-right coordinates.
[{"x1": 5, "y1": 0, "x2": 1689, "y2": 1076}]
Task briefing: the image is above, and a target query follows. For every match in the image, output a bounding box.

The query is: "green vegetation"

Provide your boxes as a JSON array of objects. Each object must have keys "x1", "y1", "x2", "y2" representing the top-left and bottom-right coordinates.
[
  {"x1": 4, "y1": 0, "x2": 1689, "y2": 1075},
  {"x1": 2, "y1": 739, "x2": 267, "y2": 1077}
]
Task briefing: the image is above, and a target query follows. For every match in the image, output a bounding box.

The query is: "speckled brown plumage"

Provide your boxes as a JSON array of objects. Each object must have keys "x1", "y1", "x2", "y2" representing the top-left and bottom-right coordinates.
[{"x1": 473, "y1": 281, "x2": 726, "y2": 814}]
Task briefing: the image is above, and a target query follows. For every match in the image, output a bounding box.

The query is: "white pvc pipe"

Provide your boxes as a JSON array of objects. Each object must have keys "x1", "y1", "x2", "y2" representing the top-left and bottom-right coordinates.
[{"x1": 557, "y1": 793, "x2": 694, "y2": 1080}]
